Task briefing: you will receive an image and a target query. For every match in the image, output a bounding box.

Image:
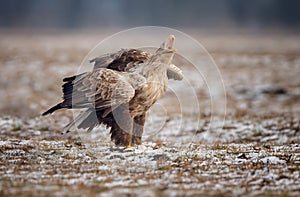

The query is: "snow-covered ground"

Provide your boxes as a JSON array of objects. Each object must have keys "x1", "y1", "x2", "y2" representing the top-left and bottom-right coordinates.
[{"x1": 0, "y1": 31, "x2": 299, "y2": 196}]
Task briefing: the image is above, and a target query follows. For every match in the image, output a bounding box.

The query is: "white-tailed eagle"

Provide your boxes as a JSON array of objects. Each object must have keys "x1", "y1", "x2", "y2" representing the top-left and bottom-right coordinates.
[{"x1": 42, "y1": 35, "x2": 183, "y2": 147}]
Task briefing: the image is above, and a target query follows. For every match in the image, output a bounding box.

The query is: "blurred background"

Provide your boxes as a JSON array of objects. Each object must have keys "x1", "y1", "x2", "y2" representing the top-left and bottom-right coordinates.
[
  {"x1": 0, "y1": 0, "x2": 299, "y2": 118},
  {"x1": 0, "y1": 0, "x2": 299, "y2": 31}
]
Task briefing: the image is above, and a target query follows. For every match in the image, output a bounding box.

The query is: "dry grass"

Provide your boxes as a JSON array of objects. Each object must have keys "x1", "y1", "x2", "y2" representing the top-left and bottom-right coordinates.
[{"x1": 0, "y1": 31, "x2": 299, "y2": 196}]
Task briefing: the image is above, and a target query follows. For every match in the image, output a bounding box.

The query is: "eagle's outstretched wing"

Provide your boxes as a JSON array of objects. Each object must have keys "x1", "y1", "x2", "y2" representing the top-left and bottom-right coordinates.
[
  {"x1": 64, "y1": 69, "x2": 140, "y2": 110},
  {"x1": 91, "y1": 49, "x2": 183, "y2": 81},
  {"x1": 42, "y1": 68, "x2": 146, "y2": 132},
  {"x1": 90, "y1": 49, "x2": 149, "y2": 72},
  {"x1": 43, "y1": 68, "x2": 146, "y2": 132}
]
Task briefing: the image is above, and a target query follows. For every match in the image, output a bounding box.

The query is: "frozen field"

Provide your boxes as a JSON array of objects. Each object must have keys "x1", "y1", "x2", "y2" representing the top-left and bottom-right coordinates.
[{"x1": 0, "y1": 31, "x2": 299, "y2": 196}]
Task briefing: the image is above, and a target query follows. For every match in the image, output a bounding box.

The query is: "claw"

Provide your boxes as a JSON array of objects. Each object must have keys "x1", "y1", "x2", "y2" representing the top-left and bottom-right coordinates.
[{"x1": 126, "y1": 145, "x2": 132, "y2": 148}]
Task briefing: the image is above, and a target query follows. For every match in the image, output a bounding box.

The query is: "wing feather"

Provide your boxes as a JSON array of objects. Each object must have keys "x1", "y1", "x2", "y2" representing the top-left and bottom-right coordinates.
[
  {"x1": 91, "y1": 49, "x2": 149, "y2": 71},
  {"x1": 90, "y1": 51, "x2": 121, "y2": 69},
  {"x1": 65, "y1": 68, "x2": 141, "y2": 112}
]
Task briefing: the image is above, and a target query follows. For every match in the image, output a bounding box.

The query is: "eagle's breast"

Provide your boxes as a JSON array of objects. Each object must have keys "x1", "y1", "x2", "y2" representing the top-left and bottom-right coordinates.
[{"x1": 129, "y1": 76, "x2": 167, "y2": 116}]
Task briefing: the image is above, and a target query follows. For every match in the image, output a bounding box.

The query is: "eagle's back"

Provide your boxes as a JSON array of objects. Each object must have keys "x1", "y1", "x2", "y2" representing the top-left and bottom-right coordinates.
[{"x1": 91, "y1": 49, "x2": 149, "y2": 72}]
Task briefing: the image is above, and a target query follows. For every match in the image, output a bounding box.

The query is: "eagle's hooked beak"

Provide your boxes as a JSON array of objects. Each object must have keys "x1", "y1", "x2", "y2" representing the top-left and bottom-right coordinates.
[
  {"x1": 159, "y1": 35, "x2": 176, "y2": 53},
  {"x1": 166, "y1": 35, "x2": 175, "y2": 50}
]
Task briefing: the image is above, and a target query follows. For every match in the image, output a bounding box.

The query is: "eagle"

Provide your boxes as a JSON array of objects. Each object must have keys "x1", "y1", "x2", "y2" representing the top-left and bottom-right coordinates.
[{"x1": 42, "y1": 35, "x2": 183, "y2": 147}]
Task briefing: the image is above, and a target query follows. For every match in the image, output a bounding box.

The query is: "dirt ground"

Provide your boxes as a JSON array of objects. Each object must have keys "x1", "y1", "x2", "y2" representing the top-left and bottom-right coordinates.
[{"x1": 0, "y1": 30, "x2": 299, "y2": 196}]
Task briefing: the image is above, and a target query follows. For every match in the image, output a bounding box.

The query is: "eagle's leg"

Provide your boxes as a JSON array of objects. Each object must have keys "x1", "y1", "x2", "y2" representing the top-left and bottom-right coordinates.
[
  {"x1": 110, "y1": 105, "x2": 133, "y2": 147},
  {"x1": 132, "y1": 113, "x2": 146, "y2": 145}
]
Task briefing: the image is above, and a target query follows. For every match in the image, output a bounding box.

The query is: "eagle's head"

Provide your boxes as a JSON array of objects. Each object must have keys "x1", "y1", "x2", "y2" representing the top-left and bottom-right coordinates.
[
  {"x1": 143, "y1": 35, "x2": 178, "y2": 80},
  {"x1": 160, "y1": 35, "x2": 176, "y2": 51},
  {"x1": 153, "y1": 35, "x2": 176, "y2": 65}
]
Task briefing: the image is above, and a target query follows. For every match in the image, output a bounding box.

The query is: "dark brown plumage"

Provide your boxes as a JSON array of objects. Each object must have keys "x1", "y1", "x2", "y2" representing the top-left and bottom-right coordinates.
[{"x1": 43, "y1": 35, "x2": 183, "y2": 147}]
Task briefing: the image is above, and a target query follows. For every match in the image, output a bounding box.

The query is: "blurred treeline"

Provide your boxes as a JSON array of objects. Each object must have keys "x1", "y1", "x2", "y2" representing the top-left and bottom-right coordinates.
[{"x1": 0, "y1": 0, "x2": 299, "y2": 30}]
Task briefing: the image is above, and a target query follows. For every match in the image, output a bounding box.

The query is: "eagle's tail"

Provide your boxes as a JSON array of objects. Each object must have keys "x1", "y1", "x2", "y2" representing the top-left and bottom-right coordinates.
[
  {"x1": 42, "y1": 103, "x2": 63, "y2": 116},
  {"x1": 42, "y1": 75, "x2": 78, "y2": 116}
]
